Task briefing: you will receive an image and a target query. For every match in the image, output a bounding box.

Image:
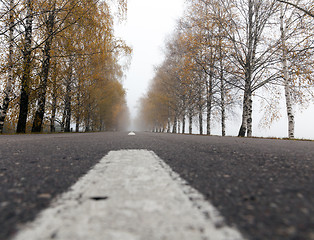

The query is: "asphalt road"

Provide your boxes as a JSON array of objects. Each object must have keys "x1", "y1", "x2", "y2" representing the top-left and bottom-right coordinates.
[{"x1": 0, "y1": 132, "x2": 313, "y2": 240}]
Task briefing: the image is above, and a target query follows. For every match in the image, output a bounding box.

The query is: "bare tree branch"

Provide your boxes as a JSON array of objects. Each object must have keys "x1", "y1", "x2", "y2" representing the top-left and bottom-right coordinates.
[{"x1": 277, "y1": 0, "x2": 314, "y2": 18}]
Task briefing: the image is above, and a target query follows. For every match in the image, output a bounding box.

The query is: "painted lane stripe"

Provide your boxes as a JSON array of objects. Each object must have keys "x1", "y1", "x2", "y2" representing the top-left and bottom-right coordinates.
[{"x1": 13, "y1": 150, "x2": 245, "y2": 240}]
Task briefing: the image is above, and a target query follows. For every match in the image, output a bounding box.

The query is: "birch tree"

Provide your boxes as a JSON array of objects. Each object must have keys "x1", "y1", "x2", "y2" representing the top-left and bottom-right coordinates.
[
  {"x1": 215, "y1": 0, "x2": 280, "y2": 137},
  {"x1": 16, "y1": 0, "x2": 33, "y2": 133},
  {"x1": 139, "y1": 0, "x2": 312, "y2": 138},
  {"x1": 182, "y1": 0, "x2": 238, "y2": 136},
  {"x1": 0, "y1": 0, "x2": 14, "y2": 133},
  {"x1": 280, "y1": 4, "x2": 294, "y2": 138},
  {"x1": 31, "y1": 0, "x2": 56, "y2": 132},
  {"x1": 276, "y1": 2, "x2": 314, "y2": 138},
  {"x1": 0, "y1": 0, "x2": 131, "y2": 133}
]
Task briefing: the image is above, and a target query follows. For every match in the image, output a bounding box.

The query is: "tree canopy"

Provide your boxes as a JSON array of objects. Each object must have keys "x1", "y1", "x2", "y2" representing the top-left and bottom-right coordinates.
[
  {"x1": 0, "y1": 0, "x2": 131, "y2": 133},
  {"x1": 137, "y1": 0, "x2": 313, "y2": 138}
]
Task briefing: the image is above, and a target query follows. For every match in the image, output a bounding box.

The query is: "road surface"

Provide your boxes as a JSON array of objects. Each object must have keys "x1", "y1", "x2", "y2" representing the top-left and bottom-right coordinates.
[{"x1": 0, "y1": 132, "x2": 313, "y2": 240}]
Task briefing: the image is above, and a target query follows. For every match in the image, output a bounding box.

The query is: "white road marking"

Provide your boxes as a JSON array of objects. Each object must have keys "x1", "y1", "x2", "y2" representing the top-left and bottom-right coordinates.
[
  {"x1": 13, "y1": 150, "x2": 245, "y2": 240},
  {"x1": 128, "y1": 131, "x2": 136, "y2": 136}
]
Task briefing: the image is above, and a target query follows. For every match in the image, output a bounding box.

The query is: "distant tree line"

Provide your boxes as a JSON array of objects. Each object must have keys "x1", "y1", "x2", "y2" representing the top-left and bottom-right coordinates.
[
  {"x1": 137, "y1": 0, "x2": 313, "y2": 138},
  {"x1": 0, "y1": 0, "x2": 131, "y2": 134}
]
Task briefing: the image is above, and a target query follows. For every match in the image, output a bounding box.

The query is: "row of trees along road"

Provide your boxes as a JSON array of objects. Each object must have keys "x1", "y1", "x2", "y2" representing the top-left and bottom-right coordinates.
[
  {"x1": 137, "y1": 0, "x2": 313, "y2": 138},
  {"x1": 0, "y1": 0, "x2": 131, "y2": 134}
]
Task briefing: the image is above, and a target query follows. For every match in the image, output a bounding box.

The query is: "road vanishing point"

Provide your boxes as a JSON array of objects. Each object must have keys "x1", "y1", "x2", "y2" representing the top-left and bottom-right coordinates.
[{"x1": 0, "y1": 132, "x2": 313, "y2": 240}]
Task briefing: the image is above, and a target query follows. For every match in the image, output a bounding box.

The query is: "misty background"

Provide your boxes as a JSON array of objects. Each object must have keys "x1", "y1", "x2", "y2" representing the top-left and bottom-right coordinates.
[{"x1": 115, "y1": 0, "x2": 314, "y2": 139}]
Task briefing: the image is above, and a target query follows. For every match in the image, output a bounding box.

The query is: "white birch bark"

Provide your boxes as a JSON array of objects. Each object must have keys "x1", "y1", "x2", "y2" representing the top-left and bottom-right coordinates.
[
  {"x1": 238, "y1": 0, "x2": 254, "y2": 137},
  {"x1": 280, "y1": 4, "x2": 294, "y2": 139},
  {"x1": 219, "y1": 51, "x2": 226, "y2": 137},
  {"x1": 246, "y1": 93, "x2": 253, "y2": 137},
  {"x1": 238, "y1": 84, "x2": 250, "y2": 137}
]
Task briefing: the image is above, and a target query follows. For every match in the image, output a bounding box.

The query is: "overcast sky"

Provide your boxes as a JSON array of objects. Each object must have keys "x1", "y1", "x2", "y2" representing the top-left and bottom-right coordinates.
[
  {"x1": 115, "y1": 0, "x2": 185, "y2": 116},
  {"x1": 115, "y1": 0, "x2": 314, "y2": 140}
]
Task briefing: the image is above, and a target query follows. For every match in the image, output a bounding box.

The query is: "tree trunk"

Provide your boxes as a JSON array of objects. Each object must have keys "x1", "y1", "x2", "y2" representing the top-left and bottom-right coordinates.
[
  {"x1": 238, "y1": 0, "x2": 254, "y2": 137},
  {"x1": 32, "y1": 4, "x2": 55, "y2": 132},
  {"x1": 189, "y1": 109, "x2": 193, "y2": 134},
  {"x1": 206, "y1": 73, "x2": 213, "y2": 136},
  {"x1": 50, "y1": 111, "x2": 56, "y2": 132},
  {"x1": 85, "y1": 102, "x2": 91, "y2": 132},
  {"x1": 64, "y1": 57, "x2": 73, "y2": 132},
  {"x1": 64, "y1": 98, "x2": 71, "y2": 132},
  {"x1": 284, "y1": 72, "x2": 294, "y2": 139},
  {"x1": 76, "y1": 116, "x2": 80, "y2": 132},
  {"x1": 75, "y1": 84, "x2": 81, "y2": 132},
  {"x1": 199, "y1": 109, "x2": 203, "y2": 135},
  {"x1": 246, "y1": 93, "x2": 253, "y2": 137},
  {"x1": 172, "y1": 115, "x2": 177, "y2": 133},
  {"x1": 0, "y1": 0, "x2": 14, "y2": 133},
  {"x1": 167, "y1": 117, "x2": 171, "y2": 133},
  {"x1": 280, "y1": 4, "x2": 294, "y2": 139},
  {"x1": 16, "y1": 0, "x2": 33, "y2": 133},
  {"x1": 182, "y1": 114, "x2": 185, "y2": 134},
  {"x1": 238, "y1": 84, "x2": 250, "y2": 137},
  {"x1": 85, "y1": 119, "x2": 90, "y2": 132},
  {"x1": 61, "y1": 113, "x2": 65, "y2": 132},
  {"x1": 221, "y1": 82, "x2": 226, "y2": 136},
  {"x1": 50, "y1": 96, "x2": 56, "y2": 132},
  {"x1": 50, "y1": 72, "x2": 57, "y2": 132},
  {"x1": 219, "y1": 43, "x2": 226, "y2": 137},
  {"x1": 206, "y1": 101, "x2": 211, "y2": 135}
]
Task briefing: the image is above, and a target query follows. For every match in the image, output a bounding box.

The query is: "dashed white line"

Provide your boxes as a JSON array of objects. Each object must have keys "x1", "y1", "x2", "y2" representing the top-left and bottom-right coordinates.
[{"x1": 12, "y1": 150, "x2": 245, "y2": 240}]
